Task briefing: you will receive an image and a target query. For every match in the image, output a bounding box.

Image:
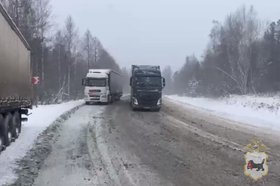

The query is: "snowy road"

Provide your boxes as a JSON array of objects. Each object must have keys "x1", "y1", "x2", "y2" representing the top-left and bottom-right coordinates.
[
  {"x1": 0, "y1": 101, "x2": 83, "y2": 185},
  {"x1": 10, "y1": 98, "x2": 280, "y2": 186},
  {"x1": 33, "y1": 106, "x2": 106, "y2": 186}
]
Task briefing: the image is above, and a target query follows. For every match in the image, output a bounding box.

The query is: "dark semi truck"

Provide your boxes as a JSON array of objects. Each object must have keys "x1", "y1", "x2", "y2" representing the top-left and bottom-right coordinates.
[
  {"x1": 0, "y1": 4, "x2": 32, "y2": 152},
  {"x1": 130, "y1": 65, "x2": 165, "y2": 111}
]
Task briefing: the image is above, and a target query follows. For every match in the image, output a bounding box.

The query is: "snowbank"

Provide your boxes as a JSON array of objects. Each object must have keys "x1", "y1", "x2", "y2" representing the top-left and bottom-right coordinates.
[
  {"x1": 0, "y1": 100, "x2": 84, "y2": 185},
  {"x1": 166, "y1": 95, "x2": 280, "y2": 131}
]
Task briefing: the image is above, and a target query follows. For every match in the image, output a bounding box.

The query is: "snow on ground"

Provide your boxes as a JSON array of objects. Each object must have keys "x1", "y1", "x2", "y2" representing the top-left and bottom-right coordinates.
[
  {"x1": 166, "y1": 95, "x2": 280, "y2": 131},
  {"x1": 0, "y1": 100, "x2": 84, "y2": 186}
]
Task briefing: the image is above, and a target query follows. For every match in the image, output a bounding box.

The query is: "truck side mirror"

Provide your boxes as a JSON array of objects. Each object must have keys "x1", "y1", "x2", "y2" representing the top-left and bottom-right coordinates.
[
  {"x1": 130, "y1": 77, "x2": 132, "y2": 86},
  {"x1": 162, "y1": 78, "x2": 166, "y2": 87},
  {"x1": 82, "y1": 78, "x2": 86, "y2": 86}
]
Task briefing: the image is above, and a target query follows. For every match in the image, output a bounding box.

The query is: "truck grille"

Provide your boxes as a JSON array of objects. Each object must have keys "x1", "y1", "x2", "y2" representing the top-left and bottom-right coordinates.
[
  {"x1": 89, "y1": 95, "x2": 100, "y2": 101},
  {"x1": 138, "y1": 93, "x2": 159, "y2": 106},
  {"x1": 89, "y1": 89, "x2": 101, "y2": 92},
  {"x1": 140, "y1": 100, "x2": 157, "y2": 106},
  {"x1": 89, "y1": 95, "x2": 99, "y2": 97}
]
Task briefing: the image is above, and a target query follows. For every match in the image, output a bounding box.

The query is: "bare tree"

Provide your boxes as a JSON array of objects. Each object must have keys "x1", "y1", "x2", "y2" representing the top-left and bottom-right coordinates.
[
  {"x1": 64, "y1": 16, "x2": 78, "y2": 98},
  {"x1": 205, "y1": 6, "x2": 260, "y2": 95},
  {"x1": 223, "y1": 6, "x2": 260, "y2": 94},
  {"x1": 33, "y1": 0, "x2": 51, "y2": 93},
  {"x1": 51, "y1": 30, "x2": 67, "y2": 100},
  {"x1": 83, "y1": 30, "x2": 94, "y2": 69},
  {"x1": 93, "y1": 37, "x2": 103, "y2": 65}
]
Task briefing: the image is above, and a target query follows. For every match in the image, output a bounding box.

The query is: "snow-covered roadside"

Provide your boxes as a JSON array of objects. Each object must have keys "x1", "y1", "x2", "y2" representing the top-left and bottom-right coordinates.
[
  {"x1": 166, "y1": 95, "x2": 280, "y2": 131},
  {"x1": 0, "y1": 100, "x2": 84, "y2": 185}
]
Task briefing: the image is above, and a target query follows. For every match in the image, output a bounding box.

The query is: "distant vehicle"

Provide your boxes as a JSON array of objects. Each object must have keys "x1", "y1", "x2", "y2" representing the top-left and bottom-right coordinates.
[
  {"x1": 0, "y1": 4, "x2": 32, "y2": 152},
  {"x1": 82, "y1": 69, "x2": 123, "y2": 104},
  {"x1": 130, "y1": 65, "x2": 165, "y2": 111}
]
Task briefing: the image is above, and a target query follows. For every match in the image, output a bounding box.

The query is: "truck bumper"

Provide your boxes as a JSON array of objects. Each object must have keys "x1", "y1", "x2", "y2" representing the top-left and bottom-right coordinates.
[
  {"x1": 84, "y1": 96, "x2": 108, "y2": 104},
  {"x1": 131, "y1": 97, "x2": 162, "y2": 110},
  {"x1": 132, "y1": 104, "x2": 161, "y2": 110}
]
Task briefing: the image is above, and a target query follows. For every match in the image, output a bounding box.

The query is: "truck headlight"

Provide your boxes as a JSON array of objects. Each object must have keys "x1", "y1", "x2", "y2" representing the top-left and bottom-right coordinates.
[
  {"x1": 133, "y1": 97, "x2": 138, "y2": 105},
  {"x1": 157, "y1": 98, "x2": 162, "y2": 105},
  {"x1": 101, "y1": 94, "x2": 107, "y2": 98}
]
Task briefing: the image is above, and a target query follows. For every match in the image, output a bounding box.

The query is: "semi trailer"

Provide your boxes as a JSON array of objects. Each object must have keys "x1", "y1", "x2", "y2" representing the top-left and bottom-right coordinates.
[
  {"x1": 82, "y1": 69, "x2": 123, "y2": 104},
  {"x1": 0, "y1": 4, "x2": 32, "y2": 151},
  {"x1": 130, "y1": 65, "x2": 165, "y2": 111}
]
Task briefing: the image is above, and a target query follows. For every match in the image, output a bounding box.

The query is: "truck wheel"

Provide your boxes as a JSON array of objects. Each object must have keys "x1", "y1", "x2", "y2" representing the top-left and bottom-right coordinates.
[
  {"x1": 131, "y1": 105, "x2": 137, "y2": 111},
  {"x1": 114, "y1": 95, "x2": 120, "y2": 101},
  {"x1": 12, "y1": 112, "x2": 21, "y2": 139},
  {"x1": 0, "y1": 114, "x2": 4, "y2": 151},
  {"x1": 2, "y1": 114, "x2": 13, "y2": 147},
  {"x1": 107, "y1": 95, "x2": 112, "y2": 104},
  {"x1": 154, "y1": 108, "x2": 161, "y2": 112}
]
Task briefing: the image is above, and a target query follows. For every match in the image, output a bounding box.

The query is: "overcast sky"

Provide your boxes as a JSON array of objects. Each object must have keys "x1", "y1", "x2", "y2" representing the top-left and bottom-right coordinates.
[{"x1": 50, "y1": 0, "x2": 280, "y2": 71}]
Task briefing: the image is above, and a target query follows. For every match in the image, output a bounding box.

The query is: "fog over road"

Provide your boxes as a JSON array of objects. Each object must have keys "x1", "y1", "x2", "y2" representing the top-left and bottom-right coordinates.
[{"x1": 23, "y1": 97, "x2": 280, "y2": 186}]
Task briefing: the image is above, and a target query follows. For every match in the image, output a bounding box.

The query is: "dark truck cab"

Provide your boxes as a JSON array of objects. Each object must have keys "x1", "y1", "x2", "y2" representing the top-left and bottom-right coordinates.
[{"x1": 130, "y1": 65, "x2": 165, "y2": 111}]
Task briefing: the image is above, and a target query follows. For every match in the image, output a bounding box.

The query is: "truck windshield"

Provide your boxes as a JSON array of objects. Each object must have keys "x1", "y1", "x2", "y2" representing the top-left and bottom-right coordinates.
[
  {"x1": 86, "y1": 78, "x2": 107, "y2": 87},
  {"x1": 134, "y1": 76, "x2": 162, "y2": 87}
]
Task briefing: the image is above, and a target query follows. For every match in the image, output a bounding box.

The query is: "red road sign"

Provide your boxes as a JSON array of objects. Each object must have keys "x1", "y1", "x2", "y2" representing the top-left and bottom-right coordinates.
[{"x1": 32, "y1": 76, "x2": 40, "y2": 85}]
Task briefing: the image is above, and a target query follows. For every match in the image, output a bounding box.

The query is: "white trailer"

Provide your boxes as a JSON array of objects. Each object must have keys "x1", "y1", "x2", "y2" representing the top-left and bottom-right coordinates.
[
  {"x1": 82, "y1": 69, "x2": 123, "y2": 104},
  {"x1": 0, "y1": 3, "x2": 32, "y2": 152}
]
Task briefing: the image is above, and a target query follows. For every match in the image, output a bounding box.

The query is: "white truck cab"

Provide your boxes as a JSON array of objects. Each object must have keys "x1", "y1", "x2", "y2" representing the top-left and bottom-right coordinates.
[{"x1": 82, "y1": 69, "x2": 111, "y2": 104}]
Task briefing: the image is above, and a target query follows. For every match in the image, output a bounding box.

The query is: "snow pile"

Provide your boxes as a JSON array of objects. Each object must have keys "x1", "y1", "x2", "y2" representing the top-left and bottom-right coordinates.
[
  {"x1": 166, "y1": 95, "x2": 280, "y2": 130},
  {"x1": 224, "y1": 95, "x2": 280, "y2": 114},
  {"x1": 0, "y1": 100, "x2": 84, "y2": 186}
]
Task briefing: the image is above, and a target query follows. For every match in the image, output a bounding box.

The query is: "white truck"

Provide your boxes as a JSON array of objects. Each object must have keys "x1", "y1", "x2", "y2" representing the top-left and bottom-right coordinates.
[{"x1": 82, "y1": 69, "x2": 123, "y2": 104}]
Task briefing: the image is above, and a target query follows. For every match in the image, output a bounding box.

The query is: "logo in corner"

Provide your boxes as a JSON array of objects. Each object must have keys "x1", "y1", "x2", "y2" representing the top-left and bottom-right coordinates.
[{"x1": 244, "y1": 138, "x2": 269, "y2": 181}]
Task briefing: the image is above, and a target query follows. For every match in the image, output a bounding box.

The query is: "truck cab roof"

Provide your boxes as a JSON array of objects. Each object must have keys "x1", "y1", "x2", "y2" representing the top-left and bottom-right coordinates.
[
  {"x1": 87, "y1": 69, "x2": 110, "y2": 78},
  {"x1": 86, "y1": 69, "x2": 121, "y2": 78},
  {"x1": 88, "y1": 69, "x2": 112, "y2": 74},
  {"x1": 132, "y1": 65, "x2": 161, "y2": 76}
]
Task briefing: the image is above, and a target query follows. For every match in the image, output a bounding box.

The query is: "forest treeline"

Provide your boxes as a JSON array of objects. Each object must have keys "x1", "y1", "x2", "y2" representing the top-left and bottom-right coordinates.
[
  {"x1": 1, "y1": 0, "x2": 123, "y2": 103},
  {"x1": 163, "y1": 6, "x2": 280, "y2": 97}
]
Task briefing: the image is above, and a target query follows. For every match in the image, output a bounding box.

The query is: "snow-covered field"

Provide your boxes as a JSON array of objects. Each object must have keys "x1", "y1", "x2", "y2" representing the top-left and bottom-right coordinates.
[
  {"x1": 166, "y1": 95, "x2": 280, "y2": 131},
  {"x1": 0, "y1": 100, "x2": 84, "y2": 185}
]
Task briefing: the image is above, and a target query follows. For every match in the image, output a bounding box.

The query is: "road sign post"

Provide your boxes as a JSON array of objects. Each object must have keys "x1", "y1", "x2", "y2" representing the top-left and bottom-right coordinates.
[
  {"x1": 32, "y1": 76, "x2": 40, "y2": 107},
  {"x1": 32, "y1": 76, "x2": 40, "y2": 85}
]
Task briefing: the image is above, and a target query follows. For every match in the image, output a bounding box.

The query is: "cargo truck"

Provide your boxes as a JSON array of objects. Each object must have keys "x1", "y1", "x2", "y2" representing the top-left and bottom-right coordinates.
[
  {"x1": 82, "y1": 69, "x2": 123, "y2": 104},
  {"x1": 130, "y1": 65, "x2": 165, "y2": 111},
  {"x1": 0, "y1": 4, "x2": 32, "y2": 152}
]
